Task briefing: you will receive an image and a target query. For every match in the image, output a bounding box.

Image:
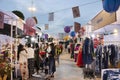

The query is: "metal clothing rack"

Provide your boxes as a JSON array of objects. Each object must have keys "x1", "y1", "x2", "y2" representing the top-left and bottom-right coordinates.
[
  {"x1": 101, "y1": 41, "x2": 120, "y2": 68},
  {"x1": 104, "y1": 41, "x2": 120, "y2": 46}
]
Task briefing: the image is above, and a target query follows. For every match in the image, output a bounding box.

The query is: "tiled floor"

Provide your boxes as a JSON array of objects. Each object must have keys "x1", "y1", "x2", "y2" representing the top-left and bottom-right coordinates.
[{"x1": 14, "y1": 53, "x2": 101, "y2": 80}]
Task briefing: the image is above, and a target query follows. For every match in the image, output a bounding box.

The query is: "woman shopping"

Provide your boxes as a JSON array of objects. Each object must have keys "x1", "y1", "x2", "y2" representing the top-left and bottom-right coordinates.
[
  {"x1": 18, "y1": 44, "x2": 28, "y2": 80},
  {"x1": 48, "y1": 43, "x2": 56, "y2": 77}
]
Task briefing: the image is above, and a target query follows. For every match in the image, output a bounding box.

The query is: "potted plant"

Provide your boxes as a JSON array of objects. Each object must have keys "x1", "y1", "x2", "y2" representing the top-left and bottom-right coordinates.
[{"x1": 0, "y1": 58, "x2": 11, "y2": 80}]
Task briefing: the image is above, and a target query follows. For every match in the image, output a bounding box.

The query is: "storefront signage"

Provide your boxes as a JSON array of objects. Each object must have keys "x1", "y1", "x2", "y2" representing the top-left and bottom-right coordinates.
[{"x1": 91, "y1": 10, "x2": 116, "y2": 31}]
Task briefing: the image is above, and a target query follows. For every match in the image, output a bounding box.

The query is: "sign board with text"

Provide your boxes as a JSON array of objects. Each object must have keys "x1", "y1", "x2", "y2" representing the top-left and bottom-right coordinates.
[{"x1": 91, "y1": 10, "x2": 116, "y2": 31}]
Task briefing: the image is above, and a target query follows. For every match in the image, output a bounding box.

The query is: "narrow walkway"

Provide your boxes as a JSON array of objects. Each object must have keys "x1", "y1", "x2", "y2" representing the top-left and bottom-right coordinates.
[
  {"x1": 53, "y1": 53, "x2": 100, "y2": 80},
  {"x1": 54, "y1": 60, "x2": 84, "y2": 80}
]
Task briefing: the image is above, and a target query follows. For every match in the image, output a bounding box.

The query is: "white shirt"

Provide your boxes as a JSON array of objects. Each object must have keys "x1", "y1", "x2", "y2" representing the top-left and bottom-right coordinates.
[
  {"x1": 19, "y1": 50, "x2": 28, "y2": 63},
  {"x1": 47, "y1": 46, "x2": 51, "y2": 57},
  {"x1": 47, "y1": 46, "x2": 51, "y2": 53},
  {"x1": 26, "y1": 47, "x2": 34, "y2": 59}
]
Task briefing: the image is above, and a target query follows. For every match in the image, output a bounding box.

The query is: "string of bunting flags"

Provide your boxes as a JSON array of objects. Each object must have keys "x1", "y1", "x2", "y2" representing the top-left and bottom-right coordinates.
[
  {"x1": 44, "y1": 0, "x2": 101, "y2": 30},
  {"x1": 47, "y1": 0, "x2": 100, "y2": 21},
  {"x1": 48, "y1": 6, "x2": 80, "y2": 22},
  {"x1": 46, "y1": 6, "x2": 80, "y2": 30}
]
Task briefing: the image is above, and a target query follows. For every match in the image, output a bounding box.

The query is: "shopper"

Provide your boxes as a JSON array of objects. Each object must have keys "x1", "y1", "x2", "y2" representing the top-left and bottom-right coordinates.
[
  {"x1": 34, "y1": 43, "x2": 41, "y2": 75},
  {"x1": 70, "y1": 41, "x2": 75, "y2": 59},
  {"x1": 59, "y1": 42, "x2": 63, "y2": 54},
  {"x1": 44, "y1": 43, "x2": 51, "y2": 79},
  {"x1": 67, "y1": 43, "x2": 70, "y2": 54},
  {"x1": 48, "y1": 43, "x2": 56, "y2": 77},
  {"x1": 55, "y1": 45, "x2": 62, "y2": 64},
  {"x1": 18, "y1": 44, "x2": 28, "y2": 80},
  {"x1": 26, "y1": 43, "x2": 35, "y2": 78}
]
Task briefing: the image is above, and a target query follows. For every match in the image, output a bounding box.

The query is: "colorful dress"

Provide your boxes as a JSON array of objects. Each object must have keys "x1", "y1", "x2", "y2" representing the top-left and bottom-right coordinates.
[
  {"x1": 77, "y1": 48, "x2": 83, "y2": 67},
  {"x1": 19, "y1": 50, "x2": 28, "y2": 80}
]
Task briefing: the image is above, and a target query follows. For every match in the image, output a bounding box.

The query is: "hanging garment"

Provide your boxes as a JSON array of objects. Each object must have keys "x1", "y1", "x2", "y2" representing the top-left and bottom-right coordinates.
[
  {"x1": 76, "y1": 48, "x2": 83, "y2": 67},
  {"x1": 103, "y1": 71, "x2": 109, "y2": 80},
  {"x1": 82, "y1": 38, "x2": 94, "y2": 64},
  {"x1": 74, "y1": 44, "x2": 80, "y2": 62},
  {"x1": 95, "y1": 45, "x2": 102, "y2": 75},
  {"x1": 109, "y1": 45, "x2": 116, "y2": 67},
  {"x1": 117, "y1": 47, "x2": 120, "y2": 68},
  {"x1": 102, "y1": 46, "x2": 109, "y2": 69}
]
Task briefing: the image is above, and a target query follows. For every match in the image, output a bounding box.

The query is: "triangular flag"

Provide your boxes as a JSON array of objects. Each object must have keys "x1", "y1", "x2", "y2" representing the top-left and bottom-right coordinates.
[
  {"x1": 72, "y1": 6, "x2": 80, "y2": 18},
  {"x1": 48, "y1": 12, "x2": 54, "y2": 21},
  {"x1": 74, "y1": 22, "x2": 81, "y2": 33},
  {"x1": 45, "y1": 24, "x2": 49, "y2": 30},
  {"x1": 0, "y1": 11, "x2": 4, "y2": 29}
]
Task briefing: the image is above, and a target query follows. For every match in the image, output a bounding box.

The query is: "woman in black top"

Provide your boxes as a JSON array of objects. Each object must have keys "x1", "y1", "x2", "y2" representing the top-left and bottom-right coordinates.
[
  {"x1": 34, "y1": 43, "x2": 40, "y2": 74},
  {"x1": 48, "y1": 43, "x2": 56, "y2": 77}
]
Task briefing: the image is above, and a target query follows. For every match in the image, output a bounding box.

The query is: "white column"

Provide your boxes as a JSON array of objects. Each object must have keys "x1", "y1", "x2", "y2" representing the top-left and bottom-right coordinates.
[{"x1": 10, "y1": 19, "x2": 13, "y2": 80}]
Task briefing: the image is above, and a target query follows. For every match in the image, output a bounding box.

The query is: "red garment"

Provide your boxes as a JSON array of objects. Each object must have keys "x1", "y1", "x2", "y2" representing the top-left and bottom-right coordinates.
[
  {"x1": 76, "y1": 50, "x2": 83, "y2": 67},
  {"x1": 39, "y1": 51, "x2": 46, "y2": 56},
  {"x1": 60, "y1": 45, "x2": 63, "y2": 52}
]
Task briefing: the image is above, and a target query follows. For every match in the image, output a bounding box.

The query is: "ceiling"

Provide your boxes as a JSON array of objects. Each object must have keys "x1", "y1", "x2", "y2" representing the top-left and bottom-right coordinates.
[{"x1": 0, "y1": 0, "x2": 103, "y2": 37}]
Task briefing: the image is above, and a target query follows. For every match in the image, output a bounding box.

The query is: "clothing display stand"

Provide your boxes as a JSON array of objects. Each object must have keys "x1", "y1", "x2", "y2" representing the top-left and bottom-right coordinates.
[
  {"x1": 83, "y1": 64, "x2": 95, "y2": 79},
  {"x1": 1, "y1": 11, "x2": 24, "y2": 79},
  {"x1": 82, "y1": 37, "x2": 95, "y2": 79},
  {"x1": 95, "y1": 40, "x2": 120, "y2": 78}
]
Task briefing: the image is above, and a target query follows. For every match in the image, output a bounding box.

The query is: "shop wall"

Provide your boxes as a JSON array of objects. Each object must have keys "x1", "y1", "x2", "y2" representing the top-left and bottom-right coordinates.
[
  {"x1": 104, "y1": 32, "x2": 120, "y2": 42},
  {"x1": 103, "y1": 24, "x2": 120, "y2": 43},
  {"x1": 104, "y1": 7, "x2": 120, "y2": 42}
]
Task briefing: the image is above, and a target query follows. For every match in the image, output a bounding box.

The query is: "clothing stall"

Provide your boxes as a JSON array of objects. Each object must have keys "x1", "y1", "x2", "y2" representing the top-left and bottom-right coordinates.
[
  {"x1": 0, "y1": 10, "x2": 24, "y2": 80},
  {"x1": 90, "y1": 8, "x2": 120, "y2": 79}
]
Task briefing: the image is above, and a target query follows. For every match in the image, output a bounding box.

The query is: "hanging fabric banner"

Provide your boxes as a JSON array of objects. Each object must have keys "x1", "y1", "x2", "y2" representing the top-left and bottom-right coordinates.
[
  {"x1": 24, "y1": 24, "x2": 36, "y2": 36},
  {"x1": 72, "y1": 6, "x2": 80, "y2": 18},
  {"x1": 0, "y1": 11, "x2": 4, "y2": 29},
  {"x1": 48, "y1": 12, "x2": 54, "y2": 21},
  {"x1": 26, "y1": 17, "x2": 36, "y2": 27},
  {"x1": 24, "y1": 24, "x2": 29, "y2": 35},
  {"x1": 74, "y1": 22, "x2": 81, "y2": 33},
  {"x1": 45, "y1": 24, "x2": 49, "y2": 30},
  {"x1": 29, "y1": 27, "x2": 36, "y2": 36}
]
